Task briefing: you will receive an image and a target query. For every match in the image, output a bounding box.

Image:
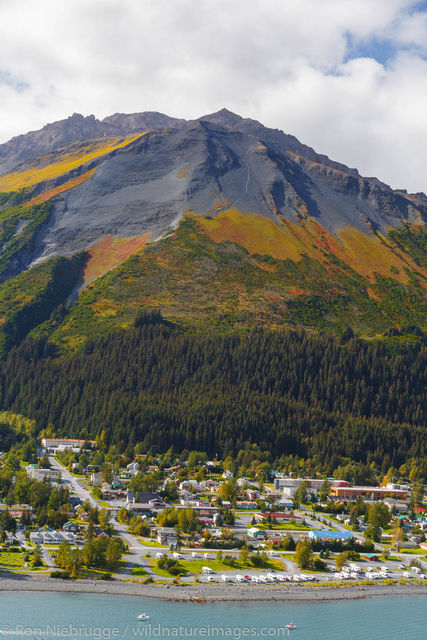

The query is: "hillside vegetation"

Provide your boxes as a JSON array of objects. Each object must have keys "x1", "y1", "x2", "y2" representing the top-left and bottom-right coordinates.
[
  {"x1": 29, "y1": 216, "x2": 426, "y2": 353},
  {"x1": 1, "y1": 323, "x2": 424, "y2": 473},
  {"x1": 0, "y1": 254, "x2": 85, "y2": 357}
]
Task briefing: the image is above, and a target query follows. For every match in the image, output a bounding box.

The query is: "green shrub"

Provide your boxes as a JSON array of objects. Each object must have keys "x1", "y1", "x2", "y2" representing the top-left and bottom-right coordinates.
[{"x1": 50, "y1": 570, "x2": 71, "y2": 579}]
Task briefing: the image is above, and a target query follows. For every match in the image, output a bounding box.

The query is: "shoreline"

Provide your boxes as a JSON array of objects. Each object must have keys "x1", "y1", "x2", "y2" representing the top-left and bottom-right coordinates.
[{"x1": 1, "y1": 574, "x2": 427, "y2": 602}]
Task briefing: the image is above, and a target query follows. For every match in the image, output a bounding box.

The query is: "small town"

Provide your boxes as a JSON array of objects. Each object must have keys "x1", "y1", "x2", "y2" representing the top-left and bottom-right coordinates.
[{"x1": 0, "y1": 436, "x2": 425, "y2": 589}]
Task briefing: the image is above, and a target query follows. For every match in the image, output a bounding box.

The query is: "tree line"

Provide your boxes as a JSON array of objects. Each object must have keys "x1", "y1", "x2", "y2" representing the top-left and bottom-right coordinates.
[{"x1": 0, "y1": 322, "x2": 425, "y2": 476}]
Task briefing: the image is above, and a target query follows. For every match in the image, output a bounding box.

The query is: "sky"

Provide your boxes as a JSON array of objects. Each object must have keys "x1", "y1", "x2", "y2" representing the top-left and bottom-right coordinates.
[{"x1": 1, "y1": 0, "x2": 427, "y2": 192}]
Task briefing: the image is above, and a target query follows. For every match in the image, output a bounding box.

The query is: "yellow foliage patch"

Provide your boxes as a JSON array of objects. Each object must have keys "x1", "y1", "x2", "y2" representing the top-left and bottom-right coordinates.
[
  {"x1": 83, "y1": 234, "x2": 151, "y2": 284},
  {"x1": 0, "y1": 133, "x2": 146, "y2": 192},
  {"x1": 22, "y1": 168, "x2": 96, "y2": 207},
  {"x1": 92, "y1": 299, "x2": 122, "y2": 318},
  {"x1": 336, "y1": 227, "x2": 404, "y2": 281},
  {"x1": 196, "y1": 209, "x2": 427, "y2": 284},
  {"x1": 197, "y1": 208, "x2": 313, "y2": 262}
]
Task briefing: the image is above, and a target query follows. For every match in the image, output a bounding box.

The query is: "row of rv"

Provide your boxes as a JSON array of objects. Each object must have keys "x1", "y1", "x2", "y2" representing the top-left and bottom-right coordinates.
[{"x1": 218, "y1": 573, "x2": 316, "y2": 583}]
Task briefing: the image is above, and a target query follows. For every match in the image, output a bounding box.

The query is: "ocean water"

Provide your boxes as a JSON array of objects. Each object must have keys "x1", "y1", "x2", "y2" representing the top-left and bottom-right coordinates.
[{"x1": 0, "y1": 592, "x2": 424, "y2": 640}]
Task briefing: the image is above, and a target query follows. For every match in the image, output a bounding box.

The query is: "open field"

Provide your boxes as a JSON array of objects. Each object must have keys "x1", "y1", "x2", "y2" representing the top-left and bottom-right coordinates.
[
  {"x1": 0, "y1": 551, "x2": 27, "y2": 570},
  {"x1": 149, "y1": 556, "x2": 286, "y2": 577}
]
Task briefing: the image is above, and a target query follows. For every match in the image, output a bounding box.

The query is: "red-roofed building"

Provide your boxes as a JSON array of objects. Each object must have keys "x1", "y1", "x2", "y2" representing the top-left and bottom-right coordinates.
[{"x1": 255, "y1": 512, "x2": 301, "y2": 523}]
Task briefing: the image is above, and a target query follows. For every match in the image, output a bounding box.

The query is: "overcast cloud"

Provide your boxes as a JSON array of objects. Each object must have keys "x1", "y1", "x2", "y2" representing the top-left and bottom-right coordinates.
[{"x1": 1, "y1": 0, "x2": 427, "y2": 191}]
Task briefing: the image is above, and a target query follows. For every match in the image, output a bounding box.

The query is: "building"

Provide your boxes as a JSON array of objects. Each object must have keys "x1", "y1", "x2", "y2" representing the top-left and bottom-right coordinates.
[
  {"x1": 157, "y1": 527, "x2": 179, "y2": 546},
  {"x1": 255, "y1": 512, "x2": 302, "y2": 524},
  {"x1": 26, "y1": 466, "x2": 61, "y2": 482},
  {"x1": 29, "y1": 531, "x2": 44, "y2": 544},
  {"x1": 126, "y1": 491, "x2": 161, "y2": 505},
  {"x1": 41, "y1": 438, "x2": 96, "y2": 453},
  {"x1": 127, "y1": 503, "x2": 154, "y2": 515},
  {"x1": 90, "y1": 472, "x2": 103, "y2": 486},
  {"x1": 275, "y1": 497, "x2": 294, "y2": 509},
  {"x1": 126, "y1": 462, "x2": 140, "y2": 475},
  {"x1": 308, "y1": 530, "x2": 353, "y2": 542},
  {"x1": 191, "y1": 506, "x2": 219, "y2": 519},
  {"x1": 329, "y1": 486, "x2": 408, "y2": 501},
  {"x1": 43, "y1": 531, "x2": 64, "y2": 544},
  {"x1": 247, "y1": 527, "x2": 266, "y2": 540},
  {"x1": 362, "y1": 553, "x2": 380, "y2": 562},
  {"x1": 274, "y1": 477, "x2": 349, "y2": 493},
  {"x1": 8, "y1": 505, "x2": 33, "y2": 520},
  {"x1": 383, "y1": 498, "x2": 409, "y2": 513},
  {"x1": 236, "y1": 501, "x2": 258, "y2": 509},
  {"x1": 30, "y1": 530, "x2": 76, "y2": 544}
]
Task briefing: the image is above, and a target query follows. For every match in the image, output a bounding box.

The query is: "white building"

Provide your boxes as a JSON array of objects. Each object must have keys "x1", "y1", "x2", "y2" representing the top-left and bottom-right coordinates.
[
  {"x1": 90, "y1": 472, "x2": 103, "y2": 486},
  {"x1": 29, "y1": 532, "x2": 44, "y2": 544},
  {"x1": 41, "y1": 438, "x2": 96, "y2": 453},
  {"x1": 126, "y1": 462, "x2": 140, "y2": 475},
  {"x1": 274, "y1": 477, "x2": 349, "y2": 493},
  {"x1": 29, "y1": 530, "x2": 75, "y2": 545},
  {"x1": 26, "y1": 466, "x2": 61, "y2": 482}
]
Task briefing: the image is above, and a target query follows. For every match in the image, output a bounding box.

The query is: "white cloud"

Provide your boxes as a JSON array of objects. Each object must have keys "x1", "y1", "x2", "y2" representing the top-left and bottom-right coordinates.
[{"x1": 0, "y1": 0, "x2": 427, "y2": 191}]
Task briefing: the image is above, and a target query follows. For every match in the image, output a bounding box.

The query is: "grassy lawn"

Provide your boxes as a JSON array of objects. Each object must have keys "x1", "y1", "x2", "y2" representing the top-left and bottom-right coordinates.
[
  {"x1": 137, "y1": 538, "x2": 168, "y2": 547},
  {"x1": 234, "y1": 510, "x2": 258, "y2": 514},
  {"x1": 149, "y1": 559, "x2": 187, "y2": 578},
  {"x1": 149, "y1": 555, "x2": 286, "y2": 577},
  {"x1": 255, "y1": 522, "x2": 310, "y2": 531},
  {"x1": 0, "y1": 550, "x2": 26, "y2": 569},
  {"x1": 95, "y1": 499, "x2": 111, "y2": 508},
  {"x1": 380, "y1": 543, "x2": 427, "y2": 555},
  {"x1": 0, "y1": 550, "x2": 46, "y2": 572},
  {"x1": 78, "y1": 568, "x2": 113, "y2": 579},
  {"x1": 130, "y1": 567, "x2": 149, "y2": 577}
]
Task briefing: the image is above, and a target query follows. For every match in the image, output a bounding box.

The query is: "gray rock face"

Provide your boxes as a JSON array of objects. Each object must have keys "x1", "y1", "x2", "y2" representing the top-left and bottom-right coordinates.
[{"x1": 1, "y1": 109, "x2": 425, "y2": 273}]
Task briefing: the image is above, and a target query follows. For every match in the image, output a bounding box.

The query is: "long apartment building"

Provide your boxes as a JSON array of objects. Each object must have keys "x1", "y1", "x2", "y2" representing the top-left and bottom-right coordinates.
[
  {"x1": 41, "y1": 438, "x2": 96, "y2": 453},
  {"x1": 274, "y1": 477, "x2": 349, "y2": 494},
  {"x1": 329, "y1": 486, "x2": 408, "y2": 500}
]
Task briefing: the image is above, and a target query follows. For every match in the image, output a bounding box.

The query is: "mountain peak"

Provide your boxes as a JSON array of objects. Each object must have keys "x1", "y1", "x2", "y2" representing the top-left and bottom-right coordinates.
[{"x1": 198, "y1": 108, "x2": 244, "y2": 127}]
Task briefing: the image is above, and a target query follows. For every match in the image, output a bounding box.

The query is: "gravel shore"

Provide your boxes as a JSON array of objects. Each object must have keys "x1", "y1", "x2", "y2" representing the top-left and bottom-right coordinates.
[{"x1": 1, "y1": 574, "x2": 427, "y2": 602}]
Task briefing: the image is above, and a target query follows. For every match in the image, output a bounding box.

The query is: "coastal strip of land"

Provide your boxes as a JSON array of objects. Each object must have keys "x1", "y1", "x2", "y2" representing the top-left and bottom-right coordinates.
[{"x1": 1, "y1": 574, "x2": 427, "y2": 602}]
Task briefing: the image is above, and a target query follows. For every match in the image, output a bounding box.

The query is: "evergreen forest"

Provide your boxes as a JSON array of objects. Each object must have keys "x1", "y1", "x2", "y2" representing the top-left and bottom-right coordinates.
[{"x1": 0, "y1": 317, "x2": 425, "y2": 476}]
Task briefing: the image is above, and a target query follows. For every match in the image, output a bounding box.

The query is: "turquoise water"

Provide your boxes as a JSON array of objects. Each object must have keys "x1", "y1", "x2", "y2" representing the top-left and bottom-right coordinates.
[{"x1": 0, "y1": 592, "x2": 425, "y2": 640}]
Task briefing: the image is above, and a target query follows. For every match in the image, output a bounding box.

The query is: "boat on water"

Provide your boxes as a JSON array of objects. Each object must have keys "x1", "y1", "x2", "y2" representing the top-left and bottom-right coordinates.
[
  {"x1": 285, "y1": 623, "x2": 296, "y2": 630},
  {"x1": 137, "y1": 614, "x2": 150, "y2": 621}
]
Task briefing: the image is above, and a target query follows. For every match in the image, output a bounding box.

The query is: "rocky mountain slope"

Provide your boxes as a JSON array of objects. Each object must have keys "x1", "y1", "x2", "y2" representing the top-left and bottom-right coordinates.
[{"x1": 0, "y1": 109, "x2": 425, "y2": 353}]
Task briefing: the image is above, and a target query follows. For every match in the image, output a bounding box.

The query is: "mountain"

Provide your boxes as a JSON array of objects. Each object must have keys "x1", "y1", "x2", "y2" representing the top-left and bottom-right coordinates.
[
  {"x1": 0, "y1": 109, "x2": 425, "y2": 354},
  {"x1": 0, "y1": 109, "x2": 425, "y2": 469}
]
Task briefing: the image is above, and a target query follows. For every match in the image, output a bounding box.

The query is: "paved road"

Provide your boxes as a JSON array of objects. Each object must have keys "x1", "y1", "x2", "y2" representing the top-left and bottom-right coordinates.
[
  {"x1": 49, "y1": 457, "x2": 152, "y2": 576},
  {"x1": 50, "y1": 458, "x2": 426, "y2": 580}
]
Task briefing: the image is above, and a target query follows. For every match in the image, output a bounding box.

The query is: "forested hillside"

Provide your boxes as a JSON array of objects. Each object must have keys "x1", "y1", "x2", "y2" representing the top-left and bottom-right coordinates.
[
  {"x1": 0, "y1": 110, "x2": 425, "y2": 475},
  {"x1": 0, "y1": 321, "x2": 425, "y2": 475}
]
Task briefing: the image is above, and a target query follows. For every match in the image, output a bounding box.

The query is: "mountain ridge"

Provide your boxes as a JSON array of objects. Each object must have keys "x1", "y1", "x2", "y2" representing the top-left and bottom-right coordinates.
[
  {"x1": 0, "y1": 108, "x2": 425, "y2": 353},
  {"x1": 1, "y1": 107, "x2": 415, "y2": 192}
]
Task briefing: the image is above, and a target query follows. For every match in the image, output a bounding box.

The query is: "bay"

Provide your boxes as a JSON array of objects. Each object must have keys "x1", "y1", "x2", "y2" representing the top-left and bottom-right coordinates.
[{"x1": 0, "y1": 592, "x2": 425, "y2": 640}]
